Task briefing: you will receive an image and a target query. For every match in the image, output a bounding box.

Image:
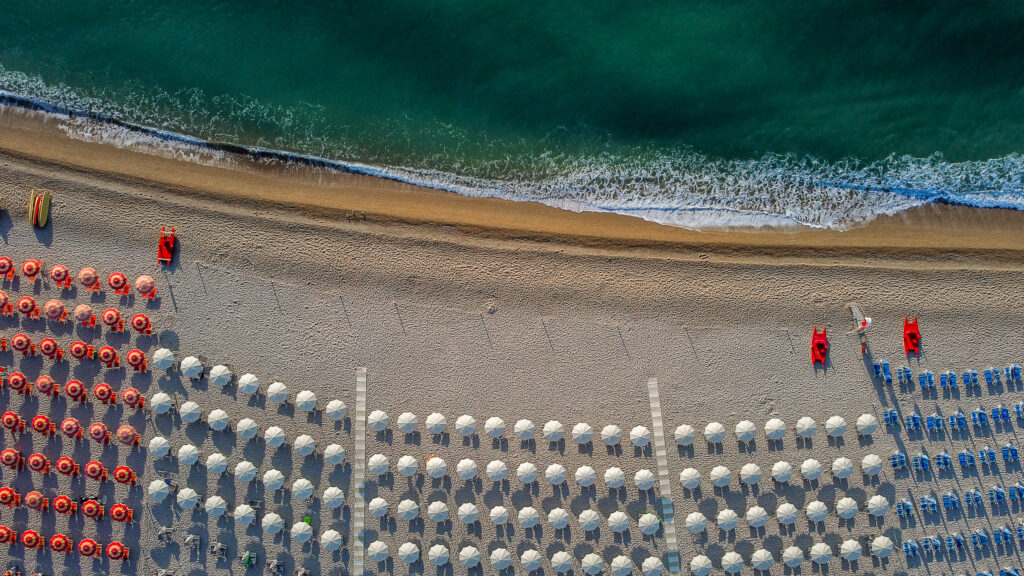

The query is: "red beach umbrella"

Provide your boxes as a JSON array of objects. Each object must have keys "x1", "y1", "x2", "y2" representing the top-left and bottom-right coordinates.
[
  {"x1": 43, "y1": 299, "x2": 66, "y2": 321},
  {"x1": 106, "y1": 541, "x2": 128, "y2": 560},
  {"x1": 116, "y1": 424, "x2": 139, "y2": 446},
  {"x1": 55, "y1": 457, "x2": 78, "y2": 477},
  {"x1": 125, "y1": 348, "x2": 147, "y2": 371},
  {"x1": 52, "y1": 495, "x2": 75, "y2": 513},
  {"x1": 1, "y1": 411, "x2": 22, "y2": 432},
  {"x1": 73, "y1": 304, "x2": 95, "y2": 326},
  {"x1": 130, "y1": 313, "x2": 151, "y2": 334},
  {"x1": 16, "y1": 296, "x2": 37, "y2": 317},
  {"x1": 110, "y1": 503, "x2": 133, "y2": 522},
  {"x1": 78, "y1": 537, "x2": 100, "y2": 557},
  {"x1": 64, "y1": 379, "x2": 87, "y2": 401},
  {"x1": 78, "y1": 267, "x2": 100, "y2": 290},
  {"x1": 0, "y1": 487, "x2": 19, "y2": 507},
  {"x1": 61, "y1": 417, "x2": 83, "y2": 438},
  {"x1": 97, "y1": 345, "x2": 119, "y2": 367},
  {"x1": 0, "y1": 290, "x2": 7, "y2": 312},
  {"x1": 50, "y1": 264, "x2": 71, "y2": 286},
  {"x1": 30, "y1": 415, "x2": 53, "y2": 436},
  {"x1": 20, "y1": 259, "x2": 41, "y2": 280},
  {"x1": 84, "y1": 460, "x2": 106, "y2": 481},
  {"x1": 10, "y1": 334, "x2": 33, "y2": 356},
  {"x1": 34, "y1": 374, "x2": 58, "y2": 396},
  {"x1": 113, "y1": 465, "x2": 136, "y2": 485},
  {"x1": 101, "y1": 307, "x2": 121, "y2": 328},
  {"x1": 121, "y1": 387, "x2": 144, "y2": 409},
  {"x1": 38, "y1": 337, "x2": 62, "y2": 359},
  {"x1": 20, "y1": 529, "x2": 42, "y2": 549},
  {"x1": 88, "y1": 422, "x2": 109, "y2": 444},
  {"x1": 23, "y1": 491, "x2": 46, "y2": 511},
  {"x1": 108, "y1": 271, "x2": 129, "y2": 293},
  {"x1": 50, "y1": 533, "x2": 71, "y2": 553},
  {"x1": 6, "y1": 371, "x2": 29, "y2": 393},
  {"x1": 0, "y1": 449, "x2": 22, "y2": 470},
  {"x1": 26, "y1": 453, "x2": 49, "y2": 474},
  {"x1": 68, "y1": 341, "x2": 94, "y2": 360},
  {"x1": 81, "y1": 499, "x2": 103, "y2": 519},
  {"x1": 93, "y1": 382, "x2": 117, "y2": 404},
  {"x1": 0, "y1": 526, "x2": 14, "y2": 544},
  {"x1": 135, "y1": 275, "x2": 156, "y2": 298},
  {"x1": 0, "y1": 256, "x2": 13, "y2": 278}
]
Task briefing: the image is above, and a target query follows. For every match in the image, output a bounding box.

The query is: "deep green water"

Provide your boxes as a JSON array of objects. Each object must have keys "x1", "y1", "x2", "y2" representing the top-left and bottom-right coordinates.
[{"x1": 2, "y1": 1, "x2": 1024, "y2": 227}]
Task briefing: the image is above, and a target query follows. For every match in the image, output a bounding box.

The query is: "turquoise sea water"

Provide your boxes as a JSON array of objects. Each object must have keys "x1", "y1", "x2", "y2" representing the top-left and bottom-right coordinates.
[{"x1": 2, "y1": 1, "x2": 1024, "y2": 228}]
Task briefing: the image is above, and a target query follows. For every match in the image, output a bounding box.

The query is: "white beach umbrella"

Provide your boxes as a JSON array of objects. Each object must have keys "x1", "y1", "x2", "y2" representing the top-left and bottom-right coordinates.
[
  {"x1": 234, "y1": 461, "x2": 257, "y2": 483},
  {"x1": 152, "y1": 348, "x2": 174, "y2": 370},
  {"x1": 490, "y1": 548, "x2": 512, "y2": 570},
  {"x1": 326, "y1": 399, "x2": 347, "y2": 421},
  {"x1": 674, "y1": 423, "x2": 696, "y2": 446},
  {"x1": 397, "y1": 455, "x2": 419, "y2": 477},
  {"x1": 764, "y1": 418, "x2": 787, "y2": 440},
  {"x1": 368, "y1": 497, "x2": 389, "y2": 518},
  {"x1": 264, "y1": 426, "x2": 286, "y2": 448},
  {"x1": 832, "y1": 456, "x2": 854, "y2": 478},
  {"x1": 806, "y1": 500, "x2": 828, "y2": 522},
  {"x1": 861, "y1": 453, "x2": 883, "y2": 476},
  {"x1": 398, "y1": 542, "x2": 420, "y2": 565},
  {"x1": 484, "y1": 416, "x2": 506, "y2": 438},
  {"x1": 176, "y1": 487, "x2": 199, "y2": 510},
  {"x1": 486, "y1": 460, "x2": 508, "y2": 481},
  {"x1": 148, "y1": 436, "x2": 170, "y2": 457},
  {"x1": 552, "y1": 551, "x2": 574, "y2": 573},
  {"x1": 396, "y1": 412, "x2": 418, "y2": 433},
  {"x1": 367, "y1": 410, "x2": 389, "y2": 431},
  {"x1": 825, "y1": 415, "x2": 847, "y2": 437},
  {"x1": 457, "y1": 503, "x2": 479, "y2": 524},
  {"x1": 180, "y1": 356, "x2": 203, "y2": 379},
  {"x1": 518, "y1": 506, "x2": 540, "y2": 528},
  {"x1": 321, "y1": 529, "x2": 343, "y2": 552},
  {"x1": 751, "y1": 549, "x2": 773, "y2": 571},
  {"x1": 207, "y1": 408, "x2": 229, "y2": 431},
  {"x1": 291, "y1": 522, "x2": 313, "y2": 543},
  {"x1": 810, "y1": 542, "x2": 833, "y2": 565},
  {"x1": 489, "y1": 506, "x2": 509, "y2": 524},
  {"x1": 630, "y1": 425, "x2": 652, "y2": 446},
  {"x1": 704, "y1": 422, "x2": 726, "y2": 443},
  {"x1": 236, "y1": 418, "x2": 258, "y2": 439},
  {"x1": 455, "y1": 414, "x2": 477, "y2": 436},
  {"x1": 517, "y1": 461, "x2": 539, "y2": 483},
  {"x1": 261, "y1": 513, "x2": 284, "y2": 534},
  {"x1": 840, "y1": 539, "x2": 862, "y2": 561},
  {"x1": 425, "y1": 412, "x2": 446, "y2": 434},
  {"x1": 776, "y1": 502, "x2": 798, "y2": 525},
  {"x1": 867, "y1": 494, "x2": 889, "y2": 516},
  {"x1": 368, "y1": 541, "x2": 389, "y2": 562},
  {"x1": 578, "y1": 509, "x2": 601, "y2": 531},
  {"x1": 177, "y1": 444, "x2": 199, "y2": 466},
  {"x1": 685, "y1": 511, "x2": 708, "y2": 533},
  {"x1": 721, "y1": 552, "x2": 743, "y2": 574},
  {"x1": 267, "y1": 381, "x2": 289, "y2": 404},
  {"x1": 735, "y1": 420, "x2": 756, "y2": 442},
  {"x1": 782, "y1": 546, "x2": 804, "y2": 568},
  {"x1": 295, "y1": 390, "x2": 317, "y2": 412},
  {"x1": 611, "y1": 555, "x2": 633, "y2": 576},
  {"x1": 641, "y1": 557, "x2": 664, "y2": 576},
  {"x1": 605, "y1": 466, "x2": 627, "y2": 488},
  {"x1": 179, "y1": 401, "x2": 201, "y2": 423},
  {"x1": 548, "y1": 507, "x2": 570, "y2": 529},
  {"x1": 368, "y1": 454, "x2": 389, "y2": 476},
  {"x1": 324, "y1": 444, "x2": 346, "y2": 465},
  {"x1": 543, "y1": 420, "x2": 566, "y2": 442},
  {"x1": 428, "y1": 544, "x2": 450, "y2": 566},
  {"x1": 638, "y1": 513, "x2": 660, "y2": 535},
  {"x1": 209, "y1": 364, "x2": 232, "y2": 387},
  {"x1": 740, "y1": 463, "x2": 762, "y2": 484},
  {"x1": 746, "y1": 506, "x2": 768, "y2": 527},
  {"x1": 575, "y1": 465, "x2": 597, "y2": 487},
  {"x1": 572, "y1": 422, "x2": 594, "y2": 443},
  {"x1": 426, "y1": 456, "x2": 447, "y2": 478},
  {"x1": 233, "y1": 504, "x2": 255, "y2": 525},
  {"x1": 716, "y1": 509, "x2": 739, "y2": 531},
  {"x1": 795, "y1": 416, "x2": 817, "y2": 437},
  {"x1": 205, "y1": 452, "x2": 228, "y2": 474},
  {"x1": 427, "y1": 501, "x2": 449, "y2": 522},
  {"x1": 679, "y1": 467, "x2": 701, "y2": 489},
  {"x1": 237, "y1": 373, "x2": 260, "y2": 395},
  {"x1": 601, "y1": 424, "x2": 623, "y2": 445},
  {"x1": 459, "y1": 546, "x2": 481, "y2": 568},
  {"x1": 581, "y1": 553, "x2": 604, "y2": 575},
  {"x1": 205, "y1": 495, "x2": 227, "y2": 517},
  {"x1": 856, "y1": 413, "x2": 878, "y2": 435},
  {"x1": 294, "y1": 434, "x2": 316, "y2": 456},
  {"x1": 634, "y1": 468, "x2": 656, "y2": 490},
  {"x1": 521, "y1": 549, "x2": 543, "y2": 572},
  {"x1": 323, "y1": 486, "x2": 345, "y2": 509},
  {"x1": 456, "y1": 458, "x2": 478, "y2": 480},
  {"x1": 771, "y1": 460, "x2": 793, "y2": 482},
  {"x1": 871, "y1": 535, "x2": 894, "y2": 557},
  {"x1": 710, "y1": 465, "x2": 732, "y2": 487},
  {"x1": 148, "y1": 479, "x2": 170, "y2": 502},
  {"x1": 291, "y1": 478, "x2": 314, "y2": 500},
  {"x1": 262, "y1": 469, "x2": 285, "y2": 491},
  {"x1": 514, "y1": 419, "x2": 536, "y2": 440},
  {"x1": 836, "y1": 497, "x2": 858, "y2": 519},
  {"x1": 688, "y1": 555, "x2": 712, "y2": 576},
  {"x1": 801, "y1": 458, "x2": 823, "y2": 480},
  {"x1": 150, "y1": 392, "x2": 173, "y2": 414}
]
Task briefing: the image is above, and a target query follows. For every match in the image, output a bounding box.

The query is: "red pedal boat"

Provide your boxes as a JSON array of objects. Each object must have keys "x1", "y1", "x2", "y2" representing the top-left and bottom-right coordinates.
[
  {"x1": 811, "y1": 327, "x2": 828, "y2": 366},
  {"x1": 157, "y1": 227, "x2": 176, "y2": 265},
  {"x1": 904, "y1": 317, "x2": 921, "y2": 356}
]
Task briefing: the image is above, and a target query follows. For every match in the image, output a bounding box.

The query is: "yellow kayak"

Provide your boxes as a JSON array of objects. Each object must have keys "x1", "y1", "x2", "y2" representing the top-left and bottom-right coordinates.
[{"x1": 29, "y1": 189, "x2": 51, "y2": 227}]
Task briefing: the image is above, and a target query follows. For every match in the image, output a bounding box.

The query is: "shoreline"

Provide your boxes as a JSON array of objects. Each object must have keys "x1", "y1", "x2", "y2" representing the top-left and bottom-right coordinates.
[{"x1": 2, "y1": 103, "x2": 1024, "y2": 265}]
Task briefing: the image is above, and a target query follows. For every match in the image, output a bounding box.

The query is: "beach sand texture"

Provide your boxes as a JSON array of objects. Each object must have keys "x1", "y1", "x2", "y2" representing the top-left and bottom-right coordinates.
[{"x1": 0, "y1": 109, "x2": 1023, "y2": 575}]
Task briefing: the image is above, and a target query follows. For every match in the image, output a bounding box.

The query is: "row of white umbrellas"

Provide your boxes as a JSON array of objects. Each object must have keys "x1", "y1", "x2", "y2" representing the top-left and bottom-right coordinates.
[
  {"x1": 682, "y1": 494, "x2": 889, "y2": 534},
  {"x1": 151, "y1": 392, "x2": 322, "y2": 419},
  {"x1": 688, "y1": 536, "x2": 894, "y2": 574},
  {"x1": 148, "y1": 435, "x2": 346, "y2": 464},
  {"x1": 678, "y1": 453, "x2": 885, "y2": 490},
  {"x1": 148, "y1": 477, "x2": 346, "y2": 507},
  {"x1": 681, "y1": 414, "x2": 877, "y2": 446}
]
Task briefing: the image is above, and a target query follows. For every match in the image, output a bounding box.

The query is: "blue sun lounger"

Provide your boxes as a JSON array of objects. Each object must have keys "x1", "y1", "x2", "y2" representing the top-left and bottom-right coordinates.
[
  {"x1": 883, "y1": 409, "x2": 899, "y2": 425},
  {"x1": 874, "y1": 362, "x2": 881, "y2": 378},
  {"x1": 971, "y1": 409, "x2": 988, "y2": 427},
  {"x1": 926, "y1": 414, "x2": 943, "y2": 431},
  {"x1": 942, "y1": 492, "x2": 960, "y2": 509},
  {"x1": 903, "y1": 540, "x2": 918, "y2": 556},
  {"x1": 935, "y1": 451, "x2": 951, "y2": 469},
  {"x1": 891, "y1": 451, "x2": 907, "y2": 469},
  {"x1": 972, "y1": 530, "x2": 989, "y2": 548},
  {"x1": 905, "y1": 412, "x2": 921, "y2": 429},
  {"x1": 989, "y1": 486, "x2": 1006, "y2": 504},
  {"x1": 1016, "y1": 403, "x2": 1024, "y2": 419},
  {"x1": 1017, "y1": 525, "x2": 1024, "y2": 541},
  {"x1": 992, "y1": 367, "x2": 1002, "y2": 384},
  {"x1": 985, "y1": 369, "x2": 995, "y2": 385},
  {"x1": 968, "y1": 489, "x2": 983, "y2": 505},
  {"x1": 912, "y1": 453, "x2": 930, "y2": 471},
  {"x1": 882, "y1": 361, "x2": 892, "y2": 384},
  {"x1": 959, "y1": 450, "x2": 975, "y2": 468},
  {"x1": 1002, "y1": 444, "x2": 1018, "y2": 462},
  {"x1": 1013, "y1": 364, "x2": 1022, "y2": 380},
  {"x1": 919, "y1": 495, "x2": 937, "y2": 512}
]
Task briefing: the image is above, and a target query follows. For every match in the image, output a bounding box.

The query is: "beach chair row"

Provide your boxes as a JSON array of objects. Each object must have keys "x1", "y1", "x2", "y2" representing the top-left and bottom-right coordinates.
[
  {"x1": 902, "y1": 528, "x2": 1024, "y2": 559},
  {"x1": 890, "y1": 446, "x2": 1019, "y2": 473},
  {"x1": 882, "y1": 405, "x2": 1023, "y2": 432},
  {"x1": 879, "y1": 361, "x2": 1023, "y2": 388}
]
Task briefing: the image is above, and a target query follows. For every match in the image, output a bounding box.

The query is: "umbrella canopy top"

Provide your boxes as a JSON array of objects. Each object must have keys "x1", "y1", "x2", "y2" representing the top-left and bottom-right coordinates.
[
  {"x1": 751, "y1": 549, "x2": 774, "y2": 570},
  {"x1": 266, "y1": 381, "x2": 289, "y2": 403},
  {"x1": 234, "y1": 461, "x2": 257, "y2": 482},
  {"x1": 396, "y1": 412, "x2": 418, "y2": 433},
  {"x1": 427, "y1": 501, "x2": 449, "y2": 522},
  {"x1": 545, "y1": 463, "x2": 567, "y2": 485},
  {"x1": 485, "y1": 460, "x2": 508, "y2": 481},
  {"x1": 688, "y1": 556, "x2": 711, "y2": 576},
  {"x1": 484, "y1": 417, "x2": 506, "y2": 438},
  {"x1": 397, "y1": 455, "x2": 419, "y2": 476},
  {"x1": 601, "y1": 424, "x2": 622, "y2": 444},
  {"x1": 236, "y1": 418, "x2": 258, "y2": 438},
  {"x1": 518, "y1": 506, "x2": 540, "y2": 528},
  {"x1": 832, "y1": 456, "x2": 854, "y2": 478},
  {"x1": 685, "y1": 511, "x2": 708, "y2": 533},
  {"x1": 367, "y1": 410, "x2": 389, "y2": 431},
  {"x1": 456, "y1": 503, "x2": 479, "y2": 523},
  {"x1": 740, "y1": 463, "x2": 762, "y2": 484},
  {"x1": 776, "y1": 502, "x2": 798, "y2": 524},
  {"x1": 795, "y1": 416, "x2": 817, "y2": 437},
  {"x1": 456, "y1": 458, "x2": 478, "y2": 480},
  {"x1": 425, "y1": 457, "x2": 447, "y2": 478},
  {"x1": 674, "y1": 424, "x2": 696, "y2": 446},
  {"x1": 704, "y1": 422, "x2": 726, "y2": 443},
  {"x1": 455, "y1": 415, "x2": 477, "y2": 435},
  {"x1": 575, "y1": 465, "x2": 597, "y2": 487},
  {"x1": 489, "y1": 505, "x2": 509, "y2": 524},
  {"x1": 424, "y1": 412, "x2": 446, "y2": 434},
  {"x1": 572, "y1": 422, "x2": 594, "y2": 443},
  {"x1": 801, "y1": 458, "x2": 823, "y2": 480},
  {"x1": 856, "y1": 413, "x2": 878, "y2": 435},
  {"x1": 325, "y1": 443, "x2": 346, "y2": 464},
  {"x1": 367, "y1": 454, "x2": 389, "y2": 475},
  {"x1": 295, "y1": 390, "x2": 317, "y2": 411},
  {"x1": 605, "y1": 466, "x2": 626, "y2": 488},
  {"x1": 578, "y1": 509, "x2": 601, "y2": 531},
  {"x1": 209, "y1": 365, "x2": 232, "y2": 386},
  {"x1": 638, "y1": 512, "x2": 660, "y2": 535},
  {"x1": 764, "y1": 418, "x2": 787, "y2": 439},
  {"x1": 397, "y1": 499, "x2": 419, "y2": 520},
  {"x1": 608, "y1": 510, "x2": 630, "y2": 532},
  {"x1": 513, "y1": 419, "x2": 536, "y2": 440},
  {"x1": 806, "y1": 500, "x2": 828, "y2": 522},
  {"x1": 810, "y1": 542, "x2": 833, "y2": 564},
  {"x1": 398, "y1": 542, "x2": 420, "y2": 564},
  {"x1": 517, "y1": 462, "x2": 539, "y2": 483},
  {"x1": 326, "y1": 399, "x2": 347, "y2": 421},
  {"x1": 772, "y1": 461, "x2": 793, "y2": 482},
  {"x1": 678, "y1": 467, "x2": 701, "y2": 489},
  {"x1": 294, "y1": 434, "x2": 316, "y2": 456},
  {"x1": 840, "y1": 539, "x2": 863, "y2": 561},
  {"x1": 490, "y1": 548, "x2": 512, "y2": 570},
  {"x1": 291, "y1": 478, "x2": 314, "y2": 500},
  {"x1": 735, "y1": 420, "x2": 756, "y2": 442},
  {"x1": 861, "y1": 453, "x2": 883, "y2": 475},
  {"x1": 709, "y1": 465, "x2": 731, "y2": 487},
  {"x1": 180, "y1": 356, "x2": 203, "y2": 378},
  {"x1": 233, "y1": 504, "x2": 255, "y2": 524},
  {"x1": 264, "y1": 426, "x2": 286, "y2": 447},
  {"x1": 459, "y1": 546, "x2": 481, "y2": 567},
  {"x1": 207, "y1": 409, "x2": 229, "y2": 431},
  {"x1": 152, "y1": 348, "x2": 174, "y2": 370},
  {"x1": 178, "y1": 401, "x2": 201, "y2": 423},
  {"x1": 716, "y1": 509, "x2": 739, "y2": 530},
  {"x1": 148, "y1": 436, "x2": 170, "y2": 457},
  {"x1": 323, "y1": 486, "x2": 345, "y2": 508},
  {"x1": 630, "y1": 425, "x2": 651, "y2": 447},
  {"x1": 548, "y1": 507, "x2": 570, "y2": 529},
  {"x1": 237, "y1": 373, "x2": 260, "y2": 394},
  {"x1": 746, "y1": 506, "x2": 768, "y2": 527},
  {"x1": 543, "y1": 420, "x2": 565, "y2": 442},
  {"x1": 367, "y1": 541, "x2": 389, "y2": 562},
  {"x1": 521, "y1": 549, "x2": 543, "y2": 571},
  {"x1": 634, "y1": 468, "x2": 656, "y2": 490},
  {"x1": 320, "y1": 529, "x2": 344, "y2": 551},
  {"x1": 782, "y1": 546, "x2": 804, "y2": 567},
  {"x1": 825, "y1": 415, "x2": 847, "y2": 437}
]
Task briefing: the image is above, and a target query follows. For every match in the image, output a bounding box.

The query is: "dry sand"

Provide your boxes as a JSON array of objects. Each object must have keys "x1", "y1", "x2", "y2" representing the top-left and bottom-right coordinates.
[{"x1": 0, "y1": 105, "x2": 1022, "y2": 576}]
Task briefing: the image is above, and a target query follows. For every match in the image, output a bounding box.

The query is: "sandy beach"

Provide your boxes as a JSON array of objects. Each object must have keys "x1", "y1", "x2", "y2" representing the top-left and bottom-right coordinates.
[{"x1": 0, "y1": 105, "x2": 1023, "y2": 576}]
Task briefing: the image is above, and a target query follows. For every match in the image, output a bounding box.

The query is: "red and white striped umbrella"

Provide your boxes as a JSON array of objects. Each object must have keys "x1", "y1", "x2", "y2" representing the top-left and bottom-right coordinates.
[
  {"x1": 82, "y1": 499, "x2": 103, "y2": 518},
  {"x1": 107, "y1": 271, "x2": 128, "y2": 291},
  {"x1": 97, "y1": 346, "x2": 118, "y2": 365},
  {"x1": 64, "y1": 379, "x2": 86, "y2": 400},
  {"x1": 101, "y1": 307, "x2": 121, "y2": 327},
  {"x1": 34, "y1": 375, "x2": 57, "y2": 395},
  {"x1": 21, "y1": 529, "x2": 42, "y2": 548},
  {"x1": 16, "y1": 297, "x2": 35, "y2": 315},
  {"x1": 21, "y1": 259, "x2": 41, "y2": 278},
  {"x1": 43, "y1": 299, "x2": 64, "y2": 320},
  {"x1": 38, "y1": 338, "x2": 60, "y2": 358},
  {"x1": 72, "y1": 304, "x2": 93, "y2": 323},
  {"x1": 60, "y1": 417, "x2": 82, "y2": 438},
  {"x1": 53, "y1": 495, "x2": 74, "y2": 513},
  {"x1": 126, "y1": 348, "x2": 145, "y2": 368},
  {"x1": 49, "y1": 264, "x2": 69, "y2": 283},
  {"x1": 135, "y1": 275, "x2": 155, "y2": 295},
  {"x1": 10, "y1": 334, "x2": 31, "y2": 353},
  {"x1": 131, "y1": 313, "x2": 151, "y2": 333},
  {"x1": 55, "y1": 457, "x2": 77, "y2": 476},
  {"x1": 88, "y1": 422, "x2": 109, "y2": 443},
  {"x1": 1, "y1": 412, "x2": 20, "y2": 430},
  {"x1": 6, "y1": 371, "x2": 28, "y2": 392},
  {"x1": 78, "y1": 267, "x2": 99, "y2": 288},
  {"x1": 0, "y1": 257, "x2": 13, "y2": 276},
  {"x1": 110, "y1": 503, "x2": 132, "y2": 522},
  {"x1": 113, "y1": 465, "x2": 135, "y2": 484},
  {"x1": 0, "y1": 488, "x2": 17, "y2": 505},
  {"x1": 106, "y1": 541, "x2": 127, "y2": 560},
  {"x1": 0, "y1": 449, "x2": 21, "y2": 468},
  {"x1": 50, "y1": 533, "x2": 71, "y2": 553}
]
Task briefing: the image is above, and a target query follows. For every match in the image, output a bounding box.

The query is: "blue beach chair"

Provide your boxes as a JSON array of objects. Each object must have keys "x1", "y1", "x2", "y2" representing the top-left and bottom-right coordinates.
[
  {"x1": 1013, "y1": 364, "x2": 1022, "y2": 380},
  {"x1": 891, "y1": 451, "x2": 907, "y2": 469},
  {"x1": 906, "y1": 412, "x2": 921, "y2": 429},
  {"x1": 874, "y1": 362, "x2": 881, "y2": 379},
  {"x1": 948, "y1": 371, "x2": 957, "y2": 387},
  {"x1": 883, "y1": 409, "x2": 899, "y2": 426},
  {"x1": 935, "y1": 451, "x2": 951, "y2": 469},
  {"x1": 903, "y1": 541, "x2": 918, "y2": 556},
  {"x1": 945, "y1": 535, "x2": 956, "y2": 551},
  {"x1": 882, "y1": 361, "x2": 892, "y2": 384},
  {"x1": 959, "y1": 450, "x2": 975, "y2": 468},
  {"x1": 1015, "y1": 402, "x2": 1024, "y2": 419}
]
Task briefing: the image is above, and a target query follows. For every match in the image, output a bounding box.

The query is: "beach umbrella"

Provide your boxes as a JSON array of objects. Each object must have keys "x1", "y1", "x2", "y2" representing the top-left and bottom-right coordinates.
[
  {"x1": 810, "y1": 542, "x2": 833, "y2": 565},
  {"x1": 806, "y1": 500, "x2": 828, "y2": 522},
  {"x1": 323, "y1": 486, "x2": 345, "y2": 508},
  {"x1": 237, "y1": 373, "x2": 260, "y2": 395},
  {"x1": 514, "y1": 419, "x2": 536, "y2": 440},
  {"x1": 522, "y1": 549, "x2": 543, "y2": 572},
  {"x1": 484, "y1": 416, "x2": 506, "y2": 438},
  {"x1": 180, "y1": 356, "x2": 203, "y2": 379},
  {"x1": 710, "y1": 465, "x2": 731, "y2": 487},
  {"x1": 641, "y1": 557, "x2": 664, "y2": 576},
  {"x1": 861, "y1": 453, "x2": 883, "y2": 476},
  {"x1": 262, "y1": 513, "x2": 284, "y2": 534},
  {"x1": 716, "y1": 509, "x2": 739, "y2": 531},
  {"x1": 490, "y1": 548, "x2": 512, "y2": 570},
  {"x1": 688, "y1": 555, "x2": 712, "y2": 576},
  {"x1": 398, "y1": 542, "x2": 420, "y2": 564},
  {"x1": 764, "y1": 418, "x2": 787, "y2": 440},
  {"x1": 426, "y1": 456, "x2": 447, "y2": 478},
  {"x1": 116, "y1": 424, "x2": 139, "y2": 445},
  {"x1": 704, "y1": 422, "x2": 726, "y2": 443},
  {"x1": 572, "y1": 422, "x2": 594, "y2": 443},
  {"x1": 236, "y1": 418, "x2": 258, "y2": 439},
  {"x1": 234, "y1": 461, "x2": 257, "y2": 483},
  {"x1": 832, "y1": 456, "x2": 854, "y2": 478},
  {"x1": 290, "y1": 521, "x2": 312, "y2": 543},
  {"x1": 630, "y1": 425, "x2": 651, "y2": 446},
  {"x1": 176, "y1": 487, "x2": 199, "y2": 510},
  {"x1": 867, "y1": 494, "x2": 889, "y2": 516},
  {"x1": 801, "y1": 458, "x2": 823, "y2": 480},
  {"x1": 518, "y1": 506, "x2": 541, "y2": 528},
  {"x1": 795, "y1": 416, "x2": 817, "y2": 437},
  {"x1": 840, "y1": 539, "x2": 862, "y2": 561},
  {"x1": 871, "y1": 535, "x2": 894, "y2": 557},
  {"x1": 601, "y1": 424, "x2": 623, "y2": 444},
  {"x1": 267, "y1": 381, "x2": 289, "y2": 403},
  {"x1": 771, "y1": 460, "x2": 793, "y2": 483},
  {"x1": 325, "y1": 443, "x2": 346, "y2": 464},
  {"x1": 209, "y1": 365, "x2": 232, "y2": 387},
  {"x1": 517, "y1": 461, "x2": 539, "y2": 483},
  {"x1": 205, "y1": 496, "x2": 227, "y2": 517},
  {"x1": 177, "y1": 444, "x2": 199, "y2": 466},
  {"x1": 121, "y1": 386, "x2": 144, "y2": 408},
  {"x1": 735, "y1": 420, "x2": 756, "y2": 442},
  {"x1": 856, "y1": 413, "x2": 878, "y2": 435},
  {"x1": 148, "y1": 480, "x2": 170, "y2": 501},
  {"x1": 368, "y1": 541, "x2": 390, "y2": 562},
  {"x1": 638, "y1": 513, "x2": 660, "y2": 535},
  {"x1": 836, "y1": 497, "x2": 858, "y2": 519},
  {"x1": 425, "y1": 412, "x2": 445, "y2": 433},
  {"x1": 605, "y1": 466, "x2": 627, "y2": 488},
  {"x1": 581, "y1": 553, "x2": 604, "y2": 575},
  {"x1": 782, "y1": 546, "x2": 805, "y2": 568},
  {"x1": 397, "y1": 455, "x2": 419, "y2": 476},
  {"x1": 552, "y1": 551, "x2": 574, "y2": 573},
  {"x1": 43, "y1": 299, "x2": 64, "y2": 321},
  {"x1": 544, "y1": 420, "x2": 566, "y2": 442},
  {"x1": 679, "y1": 467, "x2": 701, "y2": 489},
  {"x1": 295, "y1": 390, "x2": 317, "y2": 411},
  {"x1": 489, "y1": 506, "x2": 509, "y2": 524},
  {"x1": 455, "y1": 414, "x2": 477, "y2": 436},
  {"x1": 427, "y1": 501, "x2": 449, "y2": 522},
  {"x1": 721, "y1": 552, "x2": 744, "y2": 574},
  {"x1": 368, "y1": 497, "x2": 389, "y2": 517},
  {"x1": 207, "y1": 409, "x2": 229, "y2": 431},
  {"x1": 152, "y1": 348, "x2": 174, "y2": 370},
  {"x1": 546, "y1": 463, "x2": 567, "y2": 484},
  {"x1": 459, "y1": 546, "x2": 481, "y2": 568},
  {"x1": 579, "y1": 509, "x2": 601, "y2": 531},
  {"x1": 149, "y1": 436, "x2": 170, "y2": 457},
  {"x1": 685, "y1": 511, "x2": 708, "y2": 533},
  {"x1": 674, "y1": 423, "x2": 696, "y2": 445},
  {"x1": 575, "y1": 465, "x2": 597, "y2": 487},
  {"x1": 264, "y1": 426, "x2": 286, "y2": 448},
  {"x1": 150, "y1": 392, "x2": 173, "y2": 414},
  {"x1": 291, "y1": 478, "x2": 314, "y2": 500},
  {"x1": 50, "y1": 263, "x2": 69, "y2": 284},
  {"x1": 263, "y1": 469, "x2": 285, "y2": 491},
  {"x1": 548, "y1": 507, "x2": 570, "y2": 529},
  {"x1": 457, "y1": 503, "x2": 479, "y2": 523},
  {"x1": 825, "y1": 415, "x2": 847, "y2": 437},
  {"x1": 485, "y1": 459, "x2": 508, "y2": 481},
  {"x1": 135, "y1": 274, "x2": 156, "y2": 295},
  {"x1": 294, "y1": 434, "x2": 316, "y2": 456},
  {"x1": 234, "y1": 504, "x2": 255, "y2": 525},
  {"x1": 321, "y1": 529, "x2": 343, "y2": 552},
  {"x1": 746, "y1": 506, "x2": 769, "y2": 527},
  {"x1": 740, "y1": 463, "x2": 762, "y2": 484},
  {"x1": 634, "y1": 468, "x2": 656, "y2": 490},
  {"x1": 397, "y1": 499, "x2": 419, "y2": 521},
  {"x1": 179, "y1": 401, "x2": 201, "y2": 423},
  {"x1": 611, "y1": 555, "x2": 633, "y2": 576},
  {"x1": 429, "y1": 544, "x2": 451, "y2": 566},
  {"x1": 326, "y1": 399, "x2": 347, "y2": 421},
  {"x1": 776, "y1": 502, "x2": 798, "y2": 525},
  {"x1": 396, "y1": 412, "x2": 418, "y2": 433},
  {"x1": 456, "y1": 458, "x2": 478, "y2": 480},
  {"x1": 608, "y1": 510, "x2": 630, "y2": 532},
  {"x1": 205, "y1": 452, "x2": 228, "y2": 474},
  {"x1": 751, "y1": 549, "x2": 773, "y2": 571}
]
